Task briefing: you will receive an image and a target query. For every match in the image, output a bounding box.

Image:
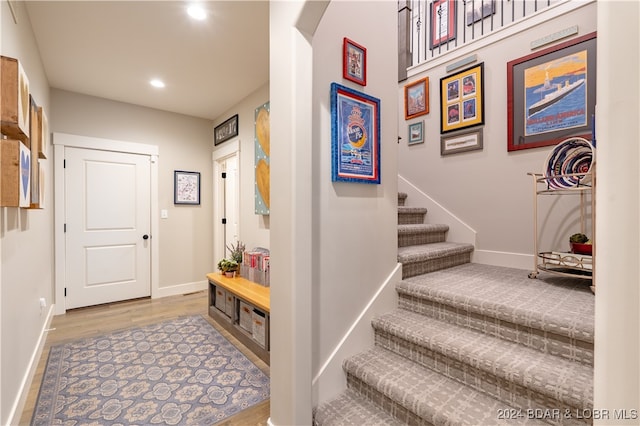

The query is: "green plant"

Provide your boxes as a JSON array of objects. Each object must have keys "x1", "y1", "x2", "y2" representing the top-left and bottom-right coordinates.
[
  {"x1": 569, "y1": 233, "x2": 589, "y2": 244},
  {"x1": 226, "y1": 241, "x2": 245, "y2": 264},
  {"x1": 217, "y1": 258, "x2": 238, "y2": 273}
]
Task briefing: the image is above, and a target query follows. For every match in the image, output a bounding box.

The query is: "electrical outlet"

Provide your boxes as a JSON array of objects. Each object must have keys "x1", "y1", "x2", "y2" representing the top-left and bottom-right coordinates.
[
  {"x1": 39, "y1": 297, "x2": 46, "y2": 308},
  {"x1": 161, "y1": 209, "x2": 169, "y2": 219}
]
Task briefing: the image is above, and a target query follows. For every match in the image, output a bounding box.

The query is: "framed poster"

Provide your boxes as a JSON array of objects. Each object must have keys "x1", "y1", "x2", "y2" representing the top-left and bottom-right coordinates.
[
  {"x1": 343, "y1": 37, "x2": 367, "y2": 86},
  {"x1": 466, "y1": 0, "x2": 495, "y2": 26},
  {"x1": 440, "y1": 62, "x2": 484, "y2": 133},
  {"x1": 330, "y1": 82, "x2": 380, "y2": 184},
  {"x1": 174, "y1": 170, "x2": 200, "y2": 205},
  {"x1": 430, "y1": 0, "x2": 457, "y2": 49},
  {"x1": 408, "y1": 121, "x2": 425, "y2": 145},
  {"x1": 507, "y1": 32, "x2": 596, "y2": 151},
  {"x1": 404, "y1": 77, "x2": 429, "y2": 120},
  {"x1": 214, "y1": 114, "x2": 239, "y2": 146}
]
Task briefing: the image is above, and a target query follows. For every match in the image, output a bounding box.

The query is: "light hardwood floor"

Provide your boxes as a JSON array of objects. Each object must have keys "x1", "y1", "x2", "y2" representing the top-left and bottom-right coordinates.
[{"x1": 19, "y1": 290, "x2": 270, "y2": 426}]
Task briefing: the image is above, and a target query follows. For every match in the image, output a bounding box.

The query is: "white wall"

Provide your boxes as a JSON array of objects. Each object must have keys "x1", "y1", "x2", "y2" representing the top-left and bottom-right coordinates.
[
  {"x1": 399, "y1": 2, "x2": 597, "y2": 269},
  {"x1": 269, "y1": 0, "x2": 398, "y2": 424},
  {"x1": 1, "y1": 2, "x2": 53, "y2": 424},
  {"x1": 212, "y1": 82, "x2": 270, "y2": 251},
  {"x1": 594, "y1": 1, "x2": 640, "y2": 423},
  {"x1": 51, "y1": 89, "x2": 214, "y2": 293}
]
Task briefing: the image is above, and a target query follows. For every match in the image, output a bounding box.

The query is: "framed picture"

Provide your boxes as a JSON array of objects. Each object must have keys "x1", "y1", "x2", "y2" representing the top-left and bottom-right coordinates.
[
  {"x1": 466, "y1": 0, "x2": 495, "y2": 26},
  {"x1": 440, "y1": 62, "x2": 484, "y2": 133},
  {"x1": 343, "y1": 37, "x2": 367, "y2": 86},
  {"x1": 404, "y1": 77, "x2": 429, "y2": 120},
  {"x1": 174, "y1": 170, "x2": 200, "y2": 205},
  {"x1": 441, "y1": 128, "x2": 483, "y2": 155},
  {"x1": 430, "y1": 0, "x2": 457, "y2": 49},
  {"x1": 408, "y1": 121, "x2": 424, "y2": 145},
  {"x1": 330, "y1": 82, "x2": 380, "y2": 184},
  {"x1": 507, "y1": 32, "x2": 596, "y2": 151},
  {"x1": 214, "y1": 114, "x2": 239, "y2": 146}
]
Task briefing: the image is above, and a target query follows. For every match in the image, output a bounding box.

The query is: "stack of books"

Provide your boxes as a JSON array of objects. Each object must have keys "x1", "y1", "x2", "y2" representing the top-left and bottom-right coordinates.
[{"x1": 241, "y1": 247, "x2": 270, "y2": 286}]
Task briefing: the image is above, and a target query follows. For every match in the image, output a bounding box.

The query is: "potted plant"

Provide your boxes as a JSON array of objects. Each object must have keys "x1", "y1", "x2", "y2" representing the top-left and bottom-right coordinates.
[
  {"x1": 569, "y1": 233, "x2": 592, "y2": 255},
  {"x1": 217, "y1": 258, "x2": 239, "y2": 278},
  {"x1": 226, "y1": 241, "x2": 245, "y2": 264}
]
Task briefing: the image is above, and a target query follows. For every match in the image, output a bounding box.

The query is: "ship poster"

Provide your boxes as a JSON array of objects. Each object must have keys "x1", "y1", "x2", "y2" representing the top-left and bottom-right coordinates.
[
  {"x1": 524, "y1": 50, "x2": 588, "y2": 137},
  {"x1": 330, "y1": 83, "x2": 380, "y2": 184}
]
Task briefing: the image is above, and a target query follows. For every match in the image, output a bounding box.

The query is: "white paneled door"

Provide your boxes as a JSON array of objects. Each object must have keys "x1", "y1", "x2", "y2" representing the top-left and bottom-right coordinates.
[{"x1": 65, "y1": 147, "x2": 151, "y2": 309}]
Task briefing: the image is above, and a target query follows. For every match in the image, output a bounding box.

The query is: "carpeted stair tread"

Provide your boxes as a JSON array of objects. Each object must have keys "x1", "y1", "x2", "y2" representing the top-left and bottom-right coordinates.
[
  {"x1": 313, "y1": 388, "x2": 405, "y2": 426},
  {"x1": 398, "y1": 192, "x2": 408, "y2": 207},
  {"x1": 399, "y1": 263, "x2": 594, "y2": 344},
  {"x1": 343, "y1": 347, "x2": 548, "y2": 425},
  {"x1": 398, "y1": 241, "x2": 474, "y2": 262},
  {"x1": 372, "y1": 308, "x2": 593, "y2": 410},
  {"x1": 398, "y1": 206, "x2": 427, "y2": 214},
  {"x1": 398, "y1": 206, "x2": 428, "y2": 225}
]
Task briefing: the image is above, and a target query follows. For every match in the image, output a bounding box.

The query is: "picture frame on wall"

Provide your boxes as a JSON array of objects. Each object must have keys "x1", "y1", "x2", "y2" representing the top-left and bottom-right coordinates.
[
  {"x1": 214, "y1": 114, "x2": 239, "y2": 146},
  {"x1": 343, "y1": 37, "x2": 367, "y2": 86},
  {"x1": 507, "y1": 32, "x2": 596, "y2": 152},
  {"x1": 441, "y1": 128, "x2": 483, "y2": 155},
  {"x1": 174, "y1": 170, "x2": 201, "y2": 205},
  {"x1": 408, "y1": 121, "x2": 425, "y2": 145},
  {"x1": 404, "y1": 77, "x2": 429, "y2": 120},
  {"x1": 330, "y1": 82, "x2": 380, "y2": 184},
  {"x1": 440, "y1": 62, "x2": 484, "y2": 134},
  {"x1": 430, "y1": 0, "x2": 457, "y2": 49},
  {"x1": 466, "y1": 0, "x2": 495, "y2": 26}
]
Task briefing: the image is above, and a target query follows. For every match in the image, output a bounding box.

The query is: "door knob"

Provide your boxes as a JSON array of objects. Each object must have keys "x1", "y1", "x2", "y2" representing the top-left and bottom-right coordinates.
[{"x1": 143, "y1": 234, "x2": 149, "y2": 240}]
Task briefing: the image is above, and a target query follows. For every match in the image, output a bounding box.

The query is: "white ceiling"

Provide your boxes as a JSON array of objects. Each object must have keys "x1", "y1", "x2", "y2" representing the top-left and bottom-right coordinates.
[{"x1": 24, "y1": 1, "x2": 269, "y2": 121}]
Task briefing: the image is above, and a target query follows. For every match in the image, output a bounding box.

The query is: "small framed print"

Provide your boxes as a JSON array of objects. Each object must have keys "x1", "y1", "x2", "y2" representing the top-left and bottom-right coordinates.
[
  {"x1": 404, "y1": 77, "x2": 429, "y2": 120},
  {"x1": 441, "y1": 128, "x2": 483, "y2": 155},
  {"x1": 408, "y1": 121, "x2": 424, "y2": 145},
  {"x1": 174, "y1": 170, "x2": 201, "y2": 205},
  {"x1": 430, "y1": 0, "x2": 457, "y2": 49},
  {"x1": 343, "y1": 37, "x2": 367, "y2": 86}
]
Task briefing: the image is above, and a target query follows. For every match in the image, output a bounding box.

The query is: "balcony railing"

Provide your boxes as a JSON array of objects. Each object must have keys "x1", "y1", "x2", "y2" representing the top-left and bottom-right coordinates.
[{"x1": 400, "y1": 0, "x2": 563, "y2": 73}]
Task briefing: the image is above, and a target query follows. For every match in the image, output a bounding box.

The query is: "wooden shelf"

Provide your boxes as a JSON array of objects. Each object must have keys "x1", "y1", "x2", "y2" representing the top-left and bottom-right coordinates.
[{"x1": 207, "y1": 273, "x2": 270, "y2": 364}]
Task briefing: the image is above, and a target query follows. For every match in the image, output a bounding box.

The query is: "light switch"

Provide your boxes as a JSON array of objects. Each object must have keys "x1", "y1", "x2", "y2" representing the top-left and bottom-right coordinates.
[{"x1": 161, "y1": 209, "x2": 169, "y2": 219}]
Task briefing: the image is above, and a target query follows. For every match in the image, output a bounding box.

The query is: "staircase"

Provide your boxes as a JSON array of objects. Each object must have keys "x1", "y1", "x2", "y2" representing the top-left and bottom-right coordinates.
[{"x1": 313, "y1": 193, "x2": 594, "y2": 425}]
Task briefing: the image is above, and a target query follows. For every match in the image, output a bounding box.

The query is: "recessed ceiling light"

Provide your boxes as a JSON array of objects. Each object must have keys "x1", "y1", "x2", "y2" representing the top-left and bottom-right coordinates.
[
  {"x1": 150, "y1": 79, "x2": 165, "y2": 88},
  {"x1": 187, "y1": 5, "x2": 207, "y2": 20}
]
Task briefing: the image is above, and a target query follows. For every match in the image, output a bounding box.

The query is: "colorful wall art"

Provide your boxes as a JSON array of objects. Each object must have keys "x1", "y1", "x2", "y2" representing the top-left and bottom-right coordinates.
[{"x1": 254, "y1": 102, "x2": 270, "y2": 215}]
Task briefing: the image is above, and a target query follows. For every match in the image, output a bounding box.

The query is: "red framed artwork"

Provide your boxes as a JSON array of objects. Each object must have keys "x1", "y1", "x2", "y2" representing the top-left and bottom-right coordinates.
[
  {"x1": 343, "y1": 38, "x2": 367, "y2": 86},
  {"x1": 404, "y1": 77, "x2": 429, "y2": 120},
  {"x1": 430, "y1": 0, "x2": 457, "y2": 49},
  {"x1": 507, "y1": 32, "x2": 597, "y2": 151}
]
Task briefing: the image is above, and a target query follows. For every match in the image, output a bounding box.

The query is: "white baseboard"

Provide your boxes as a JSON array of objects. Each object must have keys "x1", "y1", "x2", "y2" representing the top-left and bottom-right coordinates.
[
  {"x1": 312, "y1": 263, "x2": 402, "y2": 407},
  {"x1": 9, "y1": 304, "x2": 55, "y2": 426},
  {"x1": 152, "y1": 280, "x2": 208, "y2": 299},
  {"x1": 472, "y1": 249, "x2": 534, "y2": 271}
]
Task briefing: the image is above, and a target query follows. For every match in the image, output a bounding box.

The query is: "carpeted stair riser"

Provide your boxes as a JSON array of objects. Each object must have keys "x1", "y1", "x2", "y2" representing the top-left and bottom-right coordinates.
[
  {"x1": 399, "y1": 245, "x2": 473, "y2": 279},
  {"x1": 398, "y1": 192, "x2": 407, "y2": 207},
  {"x1": 398, "y1": 207, "x2": 427, "y2": 225},
  {"x1": 397, "y1": 292, "x2": 593, "y2": 366},
  {"x1": 398, "y1": 224, "x2": 448, "y2": 247},
  {"x1": 343, "y1": 348, "x2": 549, "y2": 426},
  {"x1": 372, "y1": 311, "x2": 592, "y2": 425}
]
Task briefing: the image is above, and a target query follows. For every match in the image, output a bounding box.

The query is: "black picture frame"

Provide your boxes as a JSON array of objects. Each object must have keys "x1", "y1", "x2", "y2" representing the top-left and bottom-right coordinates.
[
  {"x1": 174, "y1": 170, "x2": 201, "y2": 205},
  {"x1": 214, "y1": 114, "x2": 239, "y2": 146}
]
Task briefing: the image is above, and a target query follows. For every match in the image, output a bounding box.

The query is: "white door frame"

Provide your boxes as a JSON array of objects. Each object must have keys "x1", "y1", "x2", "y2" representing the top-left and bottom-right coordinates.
[
  {"x1": 53, "y1": 132, "x2": 159, "y2": 315},
  {"x1": 212, "y1": 139, "x2": 240, "y2": 268}
]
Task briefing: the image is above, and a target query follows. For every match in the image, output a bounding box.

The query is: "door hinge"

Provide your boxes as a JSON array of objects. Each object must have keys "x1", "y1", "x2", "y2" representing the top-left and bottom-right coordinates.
[
  {"x1": 222, "y1": 218, "x2": 227, "y2": 224},
  {"x1": 63, "y1": 159, "x2": 66, "y2": 168},
  {"x1": 64, "y1": 223, "x2": 67, "y2": 233},
  {"x1": 64, "y1": 288, "x2": 67, "y2": 297},
  {"x1": 221, "y1": 172, "x2": 226, "y2": 179}
]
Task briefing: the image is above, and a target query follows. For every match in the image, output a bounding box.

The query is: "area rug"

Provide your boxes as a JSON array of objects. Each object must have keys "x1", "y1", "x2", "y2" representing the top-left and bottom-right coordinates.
[{"x1": 31, "y1": 315, "x2": 270, "y2": 425}]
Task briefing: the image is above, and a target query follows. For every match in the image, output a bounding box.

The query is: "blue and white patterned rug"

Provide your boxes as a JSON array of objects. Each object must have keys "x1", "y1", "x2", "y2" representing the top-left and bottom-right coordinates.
[{"x1": 31, "y1": 315, "x2": 270, "y2": 425}]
